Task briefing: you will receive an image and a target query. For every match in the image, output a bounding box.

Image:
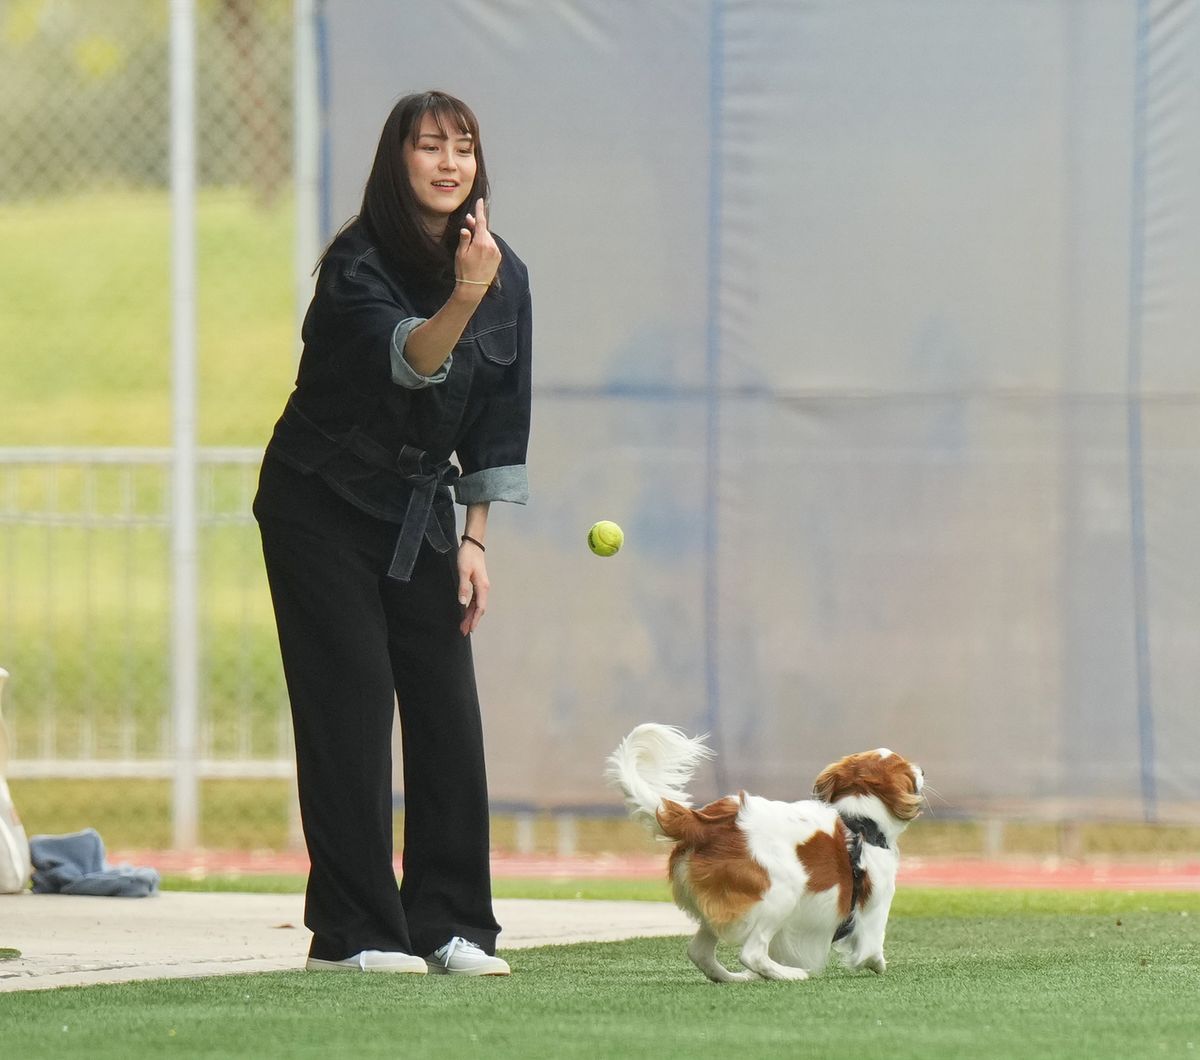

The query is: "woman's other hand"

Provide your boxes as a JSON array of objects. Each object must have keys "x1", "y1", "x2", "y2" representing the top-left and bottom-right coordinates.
[{"x1": 457, "y1": 543, "x2": 489, "y2": 636}]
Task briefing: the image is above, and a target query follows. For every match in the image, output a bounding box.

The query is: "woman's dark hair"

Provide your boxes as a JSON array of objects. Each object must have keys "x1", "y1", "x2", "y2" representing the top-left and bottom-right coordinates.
[{"x1": 321, "y1": 91, "x2": 489, "y2": 290}]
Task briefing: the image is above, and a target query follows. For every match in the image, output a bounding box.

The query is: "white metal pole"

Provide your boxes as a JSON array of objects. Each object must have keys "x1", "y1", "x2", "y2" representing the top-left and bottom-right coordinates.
[
  {"x1": 287, "y1": 0, "x2": 321, "y2": 842},
  {"x1": 169, "y1": 0, "x2": 200, "y2": 850},
  {"x1": 294, "y1": 0, "x2": 320, "y2": 353}
]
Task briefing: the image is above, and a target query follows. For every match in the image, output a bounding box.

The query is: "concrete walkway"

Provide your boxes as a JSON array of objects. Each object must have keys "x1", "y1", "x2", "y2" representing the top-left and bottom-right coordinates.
[{"x1": 0, "y1": 892, "x2": 693, "y2": 993}]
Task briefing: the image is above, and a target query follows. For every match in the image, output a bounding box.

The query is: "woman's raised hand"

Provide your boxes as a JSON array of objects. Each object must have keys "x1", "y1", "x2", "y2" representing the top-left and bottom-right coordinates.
[{"x1": 456, "y1": 197, "x2": 502, "y2": 292}]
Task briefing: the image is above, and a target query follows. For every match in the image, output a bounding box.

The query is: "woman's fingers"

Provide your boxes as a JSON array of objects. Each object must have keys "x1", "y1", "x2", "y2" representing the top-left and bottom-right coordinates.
[
  {"x1": 455, "y1": 228, "x2": 473, "y2": 274},
  {"x1": 459, "y1": 585, "x2": 488, "y2": 636},
  {"x1": 455, "y1": 199, "x2": 500, "y2": 287},
  {"x1": 457, "y1": 553, "x2": 489, "y2": 635}
]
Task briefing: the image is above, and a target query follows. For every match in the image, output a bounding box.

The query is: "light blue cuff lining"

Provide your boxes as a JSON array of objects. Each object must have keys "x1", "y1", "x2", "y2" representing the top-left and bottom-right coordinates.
[
  {"x1": 454, "y1": 465, "x2": 529, "y2": 505},
  {"x1": 390, "y1": 317, "x2": 452, "y2": 388}
]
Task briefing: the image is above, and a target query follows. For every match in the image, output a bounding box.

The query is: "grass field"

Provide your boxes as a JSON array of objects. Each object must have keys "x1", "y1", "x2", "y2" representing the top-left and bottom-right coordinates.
[
  {"x1": 0, "y1": 889, "x2": 1196, "y2": 1059},
  {"x1": 0, "y1": 187, "x2": 294, "y2": 447}
]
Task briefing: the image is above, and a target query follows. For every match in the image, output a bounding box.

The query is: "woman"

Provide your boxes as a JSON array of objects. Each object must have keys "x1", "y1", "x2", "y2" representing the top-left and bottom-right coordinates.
[{"x1": 253, "y1": 91, "x2": 531, "y2": 976}]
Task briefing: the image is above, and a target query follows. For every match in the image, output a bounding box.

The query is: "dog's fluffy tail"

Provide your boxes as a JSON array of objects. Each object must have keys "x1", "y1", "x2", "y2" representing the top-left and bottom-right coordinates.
[{"x1": 605, "y1": 723, "x2": 714, "y2": 837}]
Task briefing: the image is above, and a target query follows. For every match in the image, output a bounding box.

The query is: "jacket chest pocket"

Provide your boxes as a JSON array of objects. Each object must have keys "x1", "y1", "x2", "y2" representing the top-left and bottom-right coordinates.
[{"x1": 470, "y1": 318, "x2": 518, "y2": 366}]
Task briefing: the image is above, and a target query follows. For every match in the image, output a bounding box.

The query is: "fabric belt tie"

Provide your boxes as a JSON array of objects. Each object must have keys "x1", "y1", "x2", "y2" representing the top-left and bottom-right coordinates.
[
  {"x1": 278, "y1": 400, "x2": 456, "y2": 582},
  {"x1": 387, "y1": 460, "x2": 453, "y2": 580},
  {"x1": 339, "y1": 433, "x2": 455, "y2": 582}
]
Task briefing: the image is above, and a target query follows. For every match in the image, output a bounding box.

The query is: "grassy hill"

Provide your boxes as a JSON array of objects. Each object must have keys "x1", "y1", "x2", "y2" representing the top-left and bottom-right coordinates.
[{"x1": 0, "y1": 186, "x2": 297, "y2": 447}]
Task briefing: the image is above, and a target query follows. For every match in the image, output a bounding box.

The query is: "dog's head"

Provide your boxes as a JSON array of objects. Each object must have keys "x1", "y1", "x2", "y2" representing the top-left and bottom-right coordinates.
[{"x1": 812, "y1": 749, "x2": 924, "y2": 825}]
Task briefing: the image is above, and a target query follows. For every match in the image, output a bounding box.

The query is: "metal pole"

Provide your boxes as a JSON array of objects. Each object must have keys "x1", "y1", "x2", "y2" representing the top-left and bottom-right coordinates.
[
  {"x1": 702, "y1": 0, "x2": 726, "y2": 793},
  {"x1": 294, "y1": 0, "x2": 320, "y2": 351},
  {"x1": 169, "y1": 0, "x2": 199, "y2": 849},
  {"x1": 1126, "y1": 0, "x2": 1156, "y2": 822}
]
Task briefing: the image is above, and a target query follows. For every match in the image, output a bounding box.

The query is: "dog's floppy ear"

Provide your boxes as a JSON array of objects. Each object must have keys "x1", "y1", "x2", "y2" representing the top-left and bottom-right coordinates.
[{"x1": 812, "y1": 765, "x2": 838, "y2": 803}]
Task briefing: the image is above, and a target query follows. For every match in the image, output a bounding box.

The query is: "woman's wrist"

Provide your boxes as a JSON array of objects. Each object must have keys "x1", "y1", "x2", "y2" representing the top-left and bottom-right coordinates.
[{"x1": 450, "y1": 282, "x2": 487, "y2": 308}]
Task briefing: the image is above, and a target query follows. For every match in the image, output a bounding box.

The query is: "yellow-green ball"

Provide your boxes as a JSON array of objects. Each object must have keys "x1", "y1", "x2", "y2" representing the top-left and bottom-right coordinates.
[{"x1": 587, "y1": 520, "x2": 624, "y2": 557}]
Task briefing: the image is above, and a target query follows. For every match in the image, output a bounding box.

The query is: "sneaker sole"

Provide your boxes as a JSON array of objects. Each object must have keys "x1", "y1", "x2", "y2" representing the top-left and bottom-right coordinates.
[
  {"x1": 306, "y1": 957, "x2": 427, "y2": 974},
  {"x1": 425, "y1": 962, "x2": 510, "y2": 976}
]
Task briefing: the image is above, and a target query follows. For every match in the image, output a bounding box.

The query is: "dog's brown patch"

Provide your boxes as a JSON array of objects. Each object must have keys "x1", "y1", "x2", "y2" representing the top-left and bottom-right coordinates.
[
  {"x1": 812, "y1": 750, "x2": 922, "y2": 821},
  {"x1": 796, "y1": 818, "x2": 874, "y2": 920},
  {"x1": 659, "y1": 794, "x2": 769, "y2": 927},
  {"x1": 796, "y1": 818, "x2": 853, "y2": 918}
]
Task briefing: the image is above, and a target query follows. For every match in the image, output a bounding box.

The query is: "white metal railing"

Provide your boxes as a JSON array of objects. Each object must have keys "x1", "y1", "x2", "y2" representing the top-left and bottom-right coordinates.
[
  {"x1": 5, "y1": 759, "x2": 293, "y2": 780},
  {"x1": 0, "y1": 446, "x2": 292, "y2": 840}
]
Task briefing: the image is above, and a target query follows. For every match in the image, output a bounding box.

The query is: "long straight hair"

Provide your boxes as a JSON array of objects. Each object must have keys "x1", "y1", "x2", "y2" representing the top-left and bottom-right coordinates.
[{"x1": 322, "y1": 91, "x2": 490, "y2": 292}]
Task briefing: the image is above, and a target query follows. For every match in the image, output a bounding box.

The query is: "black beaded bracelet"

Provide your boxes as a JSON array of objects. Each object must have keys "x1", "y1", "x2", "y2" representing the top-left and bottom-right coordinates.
[{"x1": 461, "y1": 533, "x2": 486, "y2": 553}]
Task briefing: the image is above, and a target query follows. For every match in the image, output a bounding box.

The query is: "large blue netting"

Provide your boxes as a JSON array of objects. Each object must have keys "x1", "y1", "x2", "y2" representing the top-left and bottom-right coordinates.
[{"x1": 323, "y1": 0, "x2": 1200, "y2": 820}]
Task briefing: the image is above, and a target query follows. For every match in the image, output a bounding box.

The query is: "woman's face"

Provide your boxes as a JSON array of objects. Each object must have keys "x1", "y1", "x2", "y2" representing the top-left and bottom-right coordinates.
[{"x1": 403, "y1": 112, "x2": 477, "y2": 234}]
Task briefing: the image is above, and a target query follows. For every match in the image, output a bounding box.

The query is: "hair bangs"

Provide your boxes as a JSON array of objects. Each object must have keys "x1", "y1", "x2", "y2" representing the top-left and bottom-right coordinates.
[{"x1": 409, "y1": 94, "x2": 479, "y2": 148}]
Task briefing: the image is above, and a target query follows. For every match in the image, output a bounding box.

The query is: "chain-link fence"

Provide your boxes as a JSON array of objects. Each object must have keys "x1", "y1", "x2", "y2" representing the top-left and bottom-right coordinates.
[
  {"x1": 0, "y1": 0, "x2": 299, "y2": 852},
  {"x1": 1, "y1": 0, "x2": 294, "y2": 448}
]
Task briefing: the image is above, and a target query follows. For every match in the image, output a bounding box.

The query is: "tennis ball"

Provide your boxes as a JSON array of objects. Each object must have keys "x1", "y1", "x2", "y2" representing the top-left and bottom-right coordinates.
[{"x1": 587, "y1": 520, "x2": 624, "y2": 557}]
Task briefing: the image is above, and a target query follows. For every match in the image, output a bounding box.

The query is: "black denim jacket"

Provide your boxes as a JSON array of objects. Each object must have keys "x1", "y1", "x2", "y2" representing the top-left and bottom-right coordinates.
[{"x1": 261, "y1": 222, "x2": 532, "y2": 580}]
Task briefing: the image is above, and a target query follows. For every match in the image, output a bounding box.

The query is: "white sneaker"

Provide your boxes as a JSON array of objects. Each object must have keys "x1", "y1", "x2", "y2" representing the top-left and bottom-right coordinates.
[
  {"x1": 305, "y1": 949, "x2": 428, "y2": 973},
  {"x1": 424, "y1": 936, "x2": 510, "y2": 976}
]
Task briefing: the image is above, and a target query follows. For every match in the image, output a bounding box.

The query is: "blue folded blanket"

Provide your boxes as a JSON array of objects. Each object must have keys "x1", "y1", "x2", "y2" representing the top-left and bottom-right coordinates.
[{"x1": 29, "y1": 828, "x2": 159, "y2": 897}]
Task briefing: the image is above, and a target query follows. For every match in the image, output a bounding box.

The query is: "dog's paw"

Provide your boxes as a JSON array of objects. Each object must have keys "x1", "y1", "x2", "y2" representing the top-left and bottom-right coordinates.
[
  {"x1": 860, "y1": 954, "x2": 886, "y2": 975},
  {"x1": 757, "y1": 964, "x2": 809, "y2": 982}
]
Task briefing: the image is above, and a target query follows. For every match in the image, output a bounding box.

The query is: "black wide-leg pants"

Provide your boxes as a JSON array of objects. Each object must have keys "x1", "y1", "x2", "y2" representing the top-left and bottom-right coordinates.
[{"x1": 254, "y1": 454, "x2": 501, "y2": 960}]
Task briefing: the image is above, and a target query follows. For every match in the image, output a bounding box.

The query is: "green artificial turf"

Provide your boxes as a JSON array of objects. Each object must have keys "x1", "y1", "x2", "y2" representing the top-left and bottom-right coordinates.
[
  {"x1": 1, "y1": 891, "x2": 1196, "y2": 1059},
  {"x1": 155, "y1": 874, "x2": 1199, "y2": 915},
  {"x1": 158, "y1": 873, "x2": 674, "y2": 902},
  {"x1": 890, "y1": 886, "x2": 1199, "y2": 918}
]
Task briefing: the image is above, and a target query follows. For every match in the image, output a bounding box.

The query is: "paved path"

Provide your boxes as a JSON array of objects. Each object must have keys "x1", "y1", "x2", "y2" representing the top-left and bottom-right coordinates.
[{"x1": 0, "y1": 892, "x2": 693, "y2": 993}]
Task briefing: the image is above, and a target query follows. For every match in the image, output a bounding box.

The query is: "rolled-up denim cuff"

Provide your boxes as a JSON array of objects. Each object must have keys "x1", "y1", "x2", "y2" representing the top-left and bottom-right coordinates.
[
  {"x1": 454, "y1": 465, "x2": 529, "y2": 505},
  {"x1": 390, "y1": 317, "x2": 451, "y2": 388}
]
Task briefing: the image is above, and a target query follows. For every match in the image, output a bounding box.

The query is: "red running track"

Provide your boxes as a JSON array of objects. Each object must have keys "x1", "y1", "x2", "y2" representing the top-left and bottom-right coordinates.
[{"x1": 111, "y1": 850, "x2": 1200, "y2": 891}]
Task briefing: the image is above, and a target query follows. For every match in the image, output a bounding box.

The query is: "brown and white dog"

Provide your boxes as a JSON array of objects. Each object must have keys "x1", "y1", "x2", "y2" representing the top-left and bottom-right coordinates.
[{"x1": 606, "y1": 723, "x2": 924, "y2": 983}]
